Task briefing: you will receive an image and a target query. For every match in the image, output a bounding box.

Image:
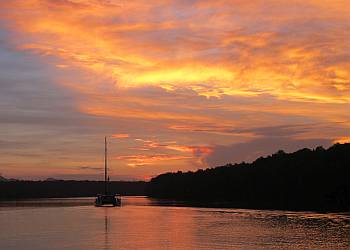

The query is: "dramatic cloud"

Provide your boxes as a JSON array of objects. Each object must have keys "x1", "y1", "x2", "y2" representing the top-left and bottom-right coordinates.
[
  {"x1": 1, "y1": 0, "x2": 349, "y2": 102},
  {"x1": 0, "y1": 0, "x2": 349, "y2": 180}
]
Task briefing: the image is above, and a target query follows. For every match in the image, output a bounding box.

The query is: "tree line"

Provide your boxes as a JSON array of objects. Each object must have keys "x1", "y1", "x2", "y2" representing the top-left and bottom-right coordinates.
[
  {"x1": 0, "y1": 180, "x2": 147, "y2": 199},
  {"x1": 147, "y1": 143, "x2": 350, "y2": 212}
]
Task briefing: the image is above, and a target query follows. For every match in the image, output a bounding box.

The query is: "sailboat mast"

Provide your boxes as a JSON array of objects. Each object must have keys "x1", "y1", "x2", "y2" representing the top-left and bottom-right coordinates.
[{"x1": 104, "y1": 136, "x2": 108, "y2": 195}]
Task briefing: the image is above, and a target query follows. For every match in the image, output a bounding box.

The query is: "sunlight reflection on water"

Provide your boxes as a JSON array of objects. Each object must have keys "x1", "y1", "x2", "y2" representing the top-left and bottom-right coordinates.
[{"x1": 0, "y1": 197, "x2": 349, "y2": 249}]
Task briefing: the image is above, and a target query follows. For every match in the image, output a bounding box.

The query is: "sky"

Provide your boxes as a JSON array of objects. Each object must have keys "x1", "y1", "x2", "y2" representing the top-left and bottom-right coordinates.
[{"x1": 0, "y1": 0, "x2": 349, "y2": 180}]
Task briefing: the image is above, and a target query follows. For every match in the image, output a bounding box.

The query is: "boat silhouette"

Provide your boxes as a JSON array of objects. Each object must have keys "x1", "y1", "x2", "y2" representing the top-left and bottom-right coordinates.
[{"x1": 95, "y1": 137, "x2": 121, "y2": 207}]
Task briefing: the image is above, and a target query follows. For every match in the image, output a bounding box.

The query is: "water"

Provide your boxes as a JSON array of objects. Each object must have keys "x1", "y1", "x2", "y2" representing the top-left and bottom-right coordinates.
[{"x1": 0, "y1": 197, "x2": 349, "y2": 249}]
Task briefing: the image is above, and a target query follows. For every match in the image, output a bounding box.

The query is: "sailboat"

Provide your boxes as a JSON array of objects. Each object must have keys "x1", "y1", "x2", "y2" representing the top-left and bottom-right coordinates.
[{"x1": 95, "y1": 137, "x2": 121, "y2": 207}]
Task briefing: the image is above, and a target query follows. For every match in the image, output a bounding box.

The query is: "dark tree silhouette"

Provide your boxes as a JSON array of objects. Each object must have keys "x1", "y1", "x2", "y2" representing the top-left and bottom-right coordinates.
[{"x1": 147, "y1": 143, "x2": 350, "y2": 212}]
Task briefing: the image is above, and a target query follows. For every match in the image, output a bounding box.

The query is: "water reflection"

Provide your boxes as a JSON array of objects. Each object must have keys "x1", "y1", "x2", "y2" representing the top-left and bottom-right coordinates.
[
  {"x1": 0, "y1": 197, "x2": 93, "y2": 208},
  {"x1": 0, "y1": 197, "x2": 349, "y2": 249},
  {"x1": 104, "y1": 210, "x2": 110, "y2": 250}
]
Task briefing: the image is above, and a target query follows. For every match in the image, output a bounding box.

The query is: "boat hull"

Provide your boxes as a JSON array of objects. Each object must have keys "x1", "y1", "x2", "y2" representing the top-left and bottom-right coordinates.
[{"x1": 95, "y1": 194, "x2": 121, "y2": 207}]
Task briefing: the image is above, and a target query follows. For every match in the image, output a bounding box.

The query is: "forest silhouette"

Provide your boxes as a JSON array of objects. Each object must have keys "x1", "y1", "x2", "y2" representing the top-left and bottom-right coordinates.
[
  {"x1": 1, "y1": 143, "x2": 349, "y2": 211},
  {"x1": 147, "y1": 143, "x2": 350, "y2": 212}
]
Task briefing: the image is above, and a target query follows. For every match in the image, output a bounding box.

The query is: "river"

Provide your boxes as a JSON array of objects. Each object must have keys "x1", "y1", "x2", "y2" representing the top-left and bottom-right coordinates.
[{"x1": 0, "y1": 197, "x2": 349, "y2": 249}]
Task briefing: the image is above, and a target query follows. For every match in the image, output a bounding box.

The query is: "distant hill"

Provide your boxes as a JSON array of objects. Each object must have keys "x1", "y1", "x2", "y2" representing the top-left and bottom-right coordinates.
[
  {"x1": 148, "y1": 143, "x2": 350, "y2": 212},
  {"x1": 45, "y1": 178, "x2": 62, "y2": 182},
  {"x1": 0, "y1": 180, "x2": 147, "y2": 199},
  {"x1": 0, "y1": 175, "x2": 8, "y2": 182}
]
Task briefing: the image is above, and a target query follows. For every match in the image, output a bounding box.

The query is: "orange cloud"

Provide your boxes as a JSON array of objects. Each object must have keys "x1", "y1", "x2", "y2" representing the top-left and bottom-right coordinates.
[
  {"x1": 334, "y1": 137, "x2": 350, "y2": 144},
  {"x1": 112, "y1": 134, "x2": 129, "y2": 139},
  {"x1": 115, "y1": 154, "x2": 192, "y2": 167},
  {"x1": 1, "y1": 0, "x2": 349, "y2": 103},
  {"x1": 133, "y1": 139, "x2": 212, "y2": 155},
  {"x1": 122, "y1": 139, "x2": 214, "y2": 169}
]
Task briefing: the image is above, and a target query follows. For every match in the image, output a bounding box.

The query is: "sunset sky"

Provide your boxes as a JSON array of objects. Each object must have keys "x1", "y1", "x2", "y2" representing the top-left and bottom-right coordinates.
[{"x1": 0, "y1": 0, "x2": 349, "y2": 180}]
